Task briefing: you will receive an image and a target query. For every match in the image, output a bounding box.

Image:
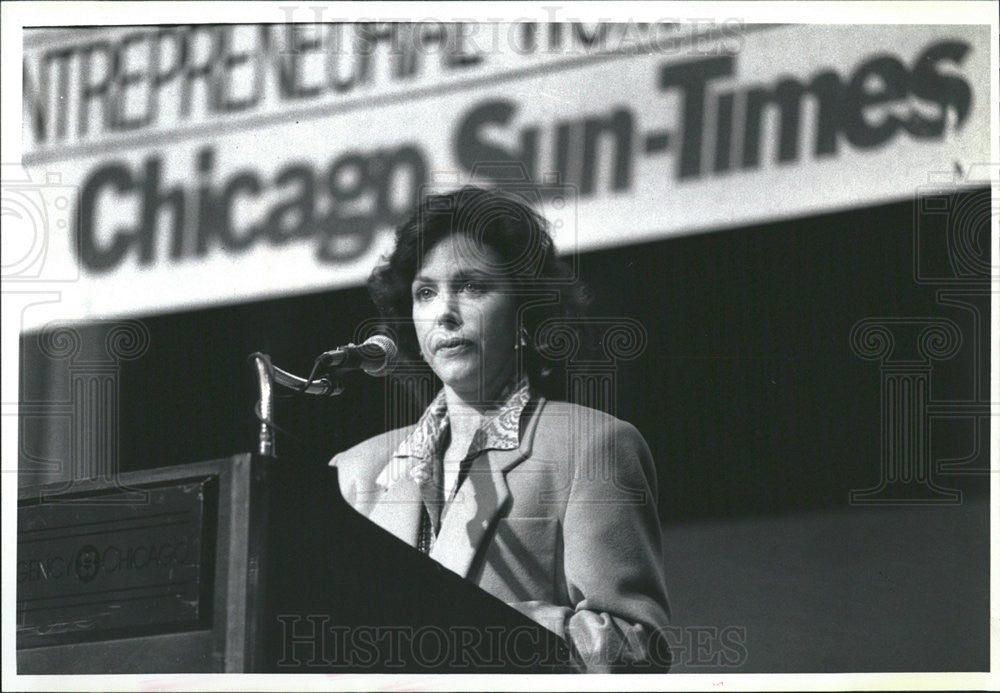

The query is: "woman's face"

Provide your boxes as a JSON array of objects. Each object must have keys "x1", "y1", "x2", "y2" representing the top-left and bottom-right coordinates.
[{"x1": 411, "y1": 234, "x2": 519, "y2": 402}]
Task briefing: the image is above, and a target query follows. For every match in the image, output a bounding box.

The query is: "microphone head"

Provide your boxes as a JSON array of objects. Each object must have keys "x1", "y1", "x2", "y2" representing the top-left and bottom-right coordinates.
[{"x1": 359, "y1": 334, "x2": 398, "y2": 377}]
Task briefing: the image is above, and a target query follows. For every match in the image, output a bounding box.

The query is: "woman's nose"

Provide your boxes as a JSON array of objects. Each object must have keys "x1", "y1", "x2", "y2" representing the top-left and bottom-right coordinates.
[{"x1": 434, "y1": 292, "x2": 462, "y2": 328}]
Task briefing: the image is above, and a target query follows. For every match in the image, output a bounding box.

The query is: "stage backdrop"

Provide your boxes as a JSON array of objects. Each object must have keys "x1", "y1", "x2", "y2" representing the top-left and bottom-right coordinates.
[{"x1": 13, "y1": 22, "x2": 991, "y2": 327}]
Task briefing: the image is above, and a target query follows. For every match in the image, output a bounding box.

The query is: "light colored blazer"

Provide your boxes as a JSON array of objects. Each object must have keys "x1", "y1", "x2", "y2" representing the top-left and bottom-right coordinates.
[{"x1": 330, "y1": 396, "x2": 671, "y2": 671}]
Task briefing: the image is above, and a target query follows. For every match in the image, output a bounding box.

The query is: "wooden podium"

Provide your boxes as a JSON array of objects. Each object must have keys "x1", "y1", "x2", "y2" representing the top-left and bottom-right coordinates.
[{"x1": 17, "y1": 455, "x2": 572, "y2": 673}]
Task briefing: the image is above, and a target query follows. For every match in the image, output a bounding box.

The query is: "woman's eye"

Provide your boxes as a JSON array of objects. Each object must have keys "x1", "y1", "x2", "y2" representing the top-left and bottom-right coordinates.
[
  {"x1": 413, "y1": 287, "x2": 435, "y2": 301},
  {"x1": 461, "y1": 281, "x2": 486, "y2": 294}
]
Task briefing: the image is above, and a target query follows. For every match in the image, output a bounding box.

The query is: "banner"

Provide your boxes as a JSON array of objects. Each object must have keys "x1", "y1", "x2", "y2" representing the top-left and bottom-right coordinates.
[{"x1": 14, "y1": 22, "x2": 991, "y2": 326}]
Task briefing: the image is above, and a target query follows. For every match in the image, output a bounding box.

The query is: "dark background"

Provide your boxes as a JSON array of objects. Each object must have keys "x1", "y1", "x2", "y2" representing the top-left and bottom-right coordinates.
[{"x1": 18, "y1": 189, "x2": 991, "y2": 672}]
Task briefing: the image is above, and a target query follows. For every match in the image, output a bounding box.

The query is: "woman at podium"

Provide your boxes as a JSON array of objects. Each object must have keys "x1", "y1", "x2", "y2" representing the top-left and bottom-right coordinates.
[{"x1": 331, "y1": 185, "x2": 671, "y2": 672}]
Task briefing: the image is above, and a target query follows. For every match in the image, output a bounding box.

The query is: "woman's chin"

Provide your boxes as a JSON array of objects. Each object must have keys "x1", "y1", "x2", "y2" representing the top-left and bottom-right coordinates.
[
  {"x1": 435, "y1": 368, "x2": 518, "y2": 403},
  {"x1": 432, "y1": 361, "x2": 479, "y2": 389}
]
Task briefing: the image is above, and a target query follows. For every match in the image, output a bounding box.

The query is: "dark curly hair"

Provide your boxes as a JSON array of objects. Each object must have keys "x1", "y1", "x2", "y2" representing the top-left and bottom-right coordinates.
[{"x1": 368, "y1": 185, "x2": 590, "y2": 396}]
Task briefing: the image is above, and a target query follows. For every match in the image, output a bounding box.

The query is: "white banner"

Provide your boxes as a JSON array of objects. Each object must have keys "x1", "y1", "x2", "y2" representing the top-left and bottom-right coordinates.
[{"x1": 11, "y1": 22, "x2": 992, "y2": 326}]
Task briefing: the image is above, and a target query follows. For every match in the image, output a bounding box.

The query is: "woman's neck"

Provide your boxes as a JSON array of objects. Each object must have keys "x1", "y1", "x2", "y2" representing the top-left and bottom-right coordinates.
[{"x1": 442, "y1": 367, "x2": 515, "y2": 445}]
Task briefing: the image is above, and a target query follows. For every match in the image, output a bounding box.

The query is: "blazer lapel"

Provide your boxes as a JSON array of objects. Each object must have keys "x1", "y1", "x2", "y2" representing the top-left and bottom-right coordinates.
[
  {"x1": 366, "y1": 466, "x2": 424, "y2": 548},
  {"x1": 429, "y1": 397, "x2": 545, "y2": 578}
]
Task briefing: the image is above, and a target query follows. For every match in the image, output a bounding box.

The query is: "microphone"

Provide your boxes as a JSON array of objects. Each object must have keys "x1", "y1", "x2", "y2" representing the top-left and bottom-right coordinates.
[{"x1": 319, "y1": 335, "x2": 397, "y2": 377}]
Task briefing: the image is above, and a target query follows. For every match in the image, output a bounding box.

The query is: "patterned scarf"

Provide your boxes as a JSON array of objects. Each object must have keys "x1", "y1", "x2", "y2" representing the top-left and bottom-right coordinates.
[{"x1": 388, "y1": 377, "x2": 532, "y2": 549}]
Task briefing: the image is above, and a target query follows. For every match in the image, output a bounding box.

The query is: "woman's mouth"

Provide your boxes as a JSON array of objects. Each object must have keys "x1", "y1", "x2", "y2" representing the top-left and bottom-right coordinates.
[{"x1": 435, "y1": 337, "x2": 474, "y2": 353}]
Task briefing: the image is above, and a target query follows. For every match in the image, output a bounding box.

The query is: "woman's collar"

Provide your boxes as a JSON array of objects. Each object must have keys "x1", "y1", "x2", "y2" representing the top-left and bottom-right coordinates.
[{"x1": 376, "y1": 376, "x2": 533, "y2": 488}]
